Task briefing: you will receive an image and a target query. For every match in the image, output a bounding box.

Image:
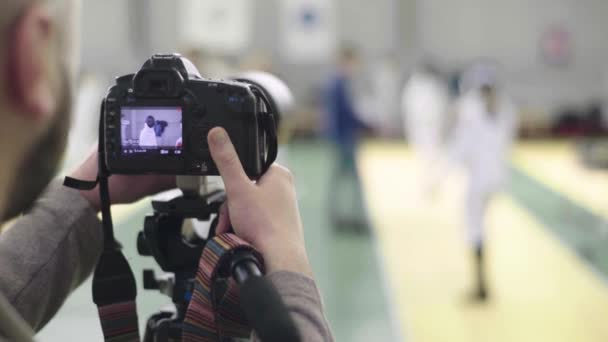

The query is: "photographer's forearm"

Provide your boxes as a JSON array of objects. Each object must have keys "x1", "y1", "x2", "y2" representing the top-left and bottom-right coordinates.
[
  {"x1": 0, "y1": 180, "x2": 102, "y2": 331},
  {"x1": 252, "y1": 271, "x2": 334, "y2": 342},
  {"x1": 259, "y1": 241, "x2": 314, "y2": 279}
]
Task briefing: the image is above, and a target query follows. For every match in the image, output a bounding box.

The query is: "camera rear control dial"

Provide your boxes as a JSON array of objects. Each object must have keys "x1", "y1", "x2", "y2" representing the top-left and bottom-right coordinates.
[
  {"x1": 183, "y1": 94, "x2": 195, "y2": 106},
  {"x1": 189, "y1": 121, "x2": 213, "y2": 158},
  {"x1": 194, "y1": 105, "x2": 207, "y2": 117}
]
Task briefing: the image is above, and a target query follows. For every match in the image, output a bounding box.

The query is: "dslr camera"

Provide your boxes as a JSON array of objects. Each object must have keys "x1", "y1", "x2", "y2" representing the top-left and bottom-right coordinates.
[{"x1": 102, "y1": 53, "x2": 277, "y2": 178}]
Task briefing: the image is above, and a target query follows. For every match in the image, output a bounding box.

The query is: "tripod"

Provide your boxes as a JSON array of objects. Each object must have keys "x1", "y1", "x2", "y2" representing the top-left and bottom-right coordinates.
[
  {"x1": 136, "y1": 175, "x2": 300, "y2": 342},
  {"x1": 137, "y1": 176, "x2": 226, "y2": 341}
]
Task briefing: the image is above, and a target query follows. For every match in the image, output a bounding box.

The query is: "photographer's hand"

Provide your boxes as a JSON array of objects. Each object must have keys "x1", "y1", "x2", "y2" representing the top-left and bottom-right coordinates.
[
  {"x1": 70, "y1": 145, "x2": 176, "y2": 211},
  {"x1": 208, "y1": 127, "x2": 313, "y2": 277}
]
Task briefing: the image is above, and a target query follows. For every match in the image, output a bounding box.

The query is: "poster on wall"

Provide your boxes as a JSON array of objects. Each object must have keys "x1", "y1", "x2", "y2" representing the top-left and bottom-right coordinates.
[
  {"x1": 177, "y1": 0, "x2": 252, "y2": 55},
  {"x1": 540, "y1": 26, "x2": 573, "y2": 67},
  {"x1": 279, "y1": 0, "x2": 337, "y2": 63}
]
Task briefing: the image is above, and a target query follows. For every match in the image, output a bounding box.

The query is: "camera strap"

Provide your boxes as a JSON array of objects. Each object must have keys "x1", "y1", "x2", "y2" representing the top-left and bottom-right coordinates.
[
  {"x1": 182, "y1": 233, "x2": 265, "y2": 341},
  {"x1": 252, "y1": 86, "x2": 278, "y2": 174},
  {"x1": 63, "y1": 101, "x2": 141, "y2": 342},
  {"x1": 64, "y1": 173, "x2": 141, "y2": 342}
]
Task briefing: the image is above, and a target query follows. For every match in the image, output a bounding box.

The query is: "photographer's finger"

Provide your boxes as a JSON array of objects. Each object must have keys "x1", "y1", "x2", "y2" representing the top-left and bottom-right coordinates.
[
  {"x1": 257, "y1": 163, "x2": 294, "y2": 186},
  {"x1": 208, "y1": 127, "x2": 249, "y2": 193}
]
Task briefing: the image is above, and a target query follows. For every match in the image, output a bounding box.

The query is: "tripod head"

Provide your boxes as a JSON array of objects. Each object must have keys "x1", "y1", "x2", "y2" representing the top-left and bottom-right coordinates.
[
  {"x1": 138, "y1": 177, "x2": 223, "y2": 273},
  {"x1": 137, "y1": 176, "x2": 226, "y2": 339}
]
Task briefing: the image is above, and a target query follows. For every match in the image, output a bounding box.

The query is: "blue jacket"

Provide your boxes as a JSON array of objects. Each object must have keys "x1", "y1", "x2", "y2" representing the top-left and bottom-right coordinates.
[{"x1": 325, "y1": 73, "x2": 366, "y2": 145}]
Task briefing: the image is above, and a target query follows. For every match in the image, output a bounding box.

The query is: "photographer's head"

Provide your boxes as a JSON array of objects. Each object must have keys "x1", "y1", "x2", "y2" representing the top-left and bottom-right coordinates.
[
  {"x1": 146, "y1": 115, "x2": 156, "y2": 128},
  {"x1": 0, "y1": 0, "x2": 79, "y2": 221}
]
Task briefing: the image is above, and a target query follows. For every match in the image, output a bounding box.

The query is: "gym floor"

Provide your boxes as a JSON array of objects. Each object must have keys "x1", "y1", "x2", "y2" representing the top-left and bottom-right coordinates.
[{"x1": 38, "y1": 140, "x2": 608, "y2": 342}]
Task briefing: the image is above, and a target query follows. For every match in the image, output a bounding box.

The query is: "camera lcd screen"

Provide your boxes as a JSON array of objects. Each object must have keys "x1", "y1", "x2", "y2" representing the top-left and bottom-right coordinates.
[{"x1": 120, "y1": 107, "x2": 183, "y2": 157}]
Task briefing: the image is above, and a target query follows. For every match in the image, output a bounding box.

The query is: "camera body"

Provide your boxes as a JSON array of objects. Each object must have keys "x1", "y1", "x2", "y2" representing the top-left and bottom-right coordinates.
[{"x1": 103, "y1": 54, "x2": 267, "y2": 177}]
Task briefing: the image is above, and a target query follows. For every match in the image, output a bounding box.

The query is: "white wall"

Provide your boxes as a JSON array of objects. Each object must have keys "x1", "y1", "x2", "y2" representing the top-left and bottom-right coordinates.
[
  {"x1": 79, "y1": 0, "x2": 608, "y2": 118},
  {"x1": 79, "y1": 0, "x2": 402, "y2": 108},
  {"x1": 79, "y1": 0, "x2": 140, "y2": 78},
  {"x1": 416, "y1": 0, "x2": 608, "y2": 113}
]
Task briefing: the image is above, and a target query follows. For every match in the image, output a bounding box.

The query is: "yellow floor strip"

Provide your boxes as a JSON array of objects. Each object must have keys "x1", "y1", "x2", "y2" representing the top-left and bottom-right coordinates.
[
  {"x1": 512, "y1": 140, "x2": 608, "y2": 218},
  {"x1": 359, "y1": 142, "x2": 608, "y2": 342}
]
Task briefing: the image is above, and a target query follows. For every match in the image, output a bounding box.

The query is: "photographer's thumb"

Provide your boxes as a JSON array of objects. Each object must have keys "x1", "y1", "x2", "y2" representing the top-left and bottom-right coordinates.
[{"x1": 208, "y1": 127, "x2": 251, "y2": 197}]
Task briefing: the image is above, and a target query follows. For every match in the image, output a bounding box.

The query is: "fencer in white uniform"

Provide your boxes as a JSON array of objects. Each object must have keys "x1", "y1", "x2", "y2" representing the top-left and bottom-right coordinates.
[
  {"x1": 139, "y1": 115, "x2": 158, "y2": 147},
  {"x1": 449, "y1": 82, "x2": 517, "y2": 300},
  {"x1": 401, "y1": 65, "x2": 449, "y2": 191}
]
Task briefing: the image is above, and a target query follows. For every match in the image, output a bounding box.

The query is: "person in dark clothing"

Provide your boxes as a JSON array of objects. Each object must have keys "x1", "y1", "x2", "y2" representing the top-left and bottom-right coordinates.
[{"x1": 324, "y1": 46, "x2": 369, "y2": 232}]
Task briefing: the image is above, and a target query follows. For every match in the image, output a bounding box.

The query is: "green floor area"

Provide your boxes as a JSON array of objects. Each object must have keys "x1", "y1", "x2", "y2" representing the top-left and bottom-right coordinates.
[
  {"x1": 38, "y1": 140, "x2": 398, "y2": 341},
  {"x1": 33, "y1": 140, "x2": 608, "y2": 341},
  {"x1": 509, "y1": 166, "x2": 608, "y2": 281},
  {"x1": 288, "y1": 140, "x2": 398, "y2": 342}
]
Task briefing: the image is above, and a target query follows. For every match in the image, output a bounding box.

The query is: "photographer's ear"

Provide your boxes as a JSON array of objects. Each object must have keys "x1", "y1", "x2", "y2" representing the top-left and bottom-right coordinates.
[{"x1": 6, "y1": 3, "x2": 57, "y2": 121}]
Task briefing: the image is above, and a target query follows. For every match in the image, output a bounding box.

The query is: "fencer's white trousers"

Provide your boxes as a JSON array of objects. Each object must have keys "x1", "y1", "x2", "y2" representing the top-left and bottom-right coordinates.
[{"x1": 465, "y1": 180, "x2": 497, "y2": 248}]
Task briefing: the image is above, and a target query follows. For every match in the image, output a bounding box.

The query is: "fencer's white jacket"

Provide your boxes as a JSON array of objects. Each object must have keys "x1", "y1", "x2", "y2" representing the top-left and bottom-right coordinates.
[
  {"x1": 401, "y1": 71, "x2": 449, "y2": 158},
  {"x1": 139, "y1": 125, "x2": 158, "y2": 147},
  {"x1": 449, "y1": 89, "x2": 518, "y2": 192}
]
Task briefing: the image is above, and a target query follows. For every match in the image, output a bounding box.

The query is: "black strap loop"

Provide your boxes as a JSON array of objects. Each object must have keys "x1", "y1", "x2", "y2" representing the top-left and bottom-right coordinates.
[
  {"x1": 249, "y1": 84, "x2": 279, "y2": 175},
  {"x1": 63, "y1": 176, "x2": 99, "y2": 190},
  {"x1": 92, "y1": 248, "x2": 138, "y2": 306},
  {"x1": 261, "y1": 112, "x2": 278, "y2": 174}
]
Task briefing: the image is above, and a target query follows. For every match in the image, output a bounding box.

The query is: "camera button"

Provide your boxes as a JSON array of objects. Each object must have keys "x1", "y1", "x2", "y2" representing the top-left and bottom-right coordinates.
[
  {"x1": 227, "y1": 102, "x2": 244, "y2": 114},
  {"x1": 196, "y1": 121, "x2": 212, "y2": 131},
  {"x1": 183, "y1": 94, "x2": 194, "y2": 104},
  {"x1": 195, "y1": 106, "x2": 206, "y2": 117},
  {"x1": 188, "y1": 161, "x2": 208, "y2": 172}
]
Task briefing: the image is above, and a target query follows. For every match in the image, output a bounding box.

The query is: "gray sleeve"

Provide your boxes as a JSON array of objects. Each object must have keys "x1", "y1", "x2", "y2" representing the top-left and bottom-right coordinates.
[
  {"x1": 0, "y1": 179, "x2": 103, "y2": 331},
  {"x1": 252, "y1": 271, "x2": 334, "y2": 342}
]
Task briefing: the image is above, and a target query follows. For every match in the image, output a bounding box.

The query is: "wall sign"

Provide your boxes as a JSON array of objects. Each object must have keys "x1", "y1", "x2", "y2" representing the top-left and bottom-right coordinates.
[
  {"x1": 178, "y1": 0, "x2": 252, "y2": 54},
  {"x1": 279, "y1": 0, "x2": 336, "y2": 63}
]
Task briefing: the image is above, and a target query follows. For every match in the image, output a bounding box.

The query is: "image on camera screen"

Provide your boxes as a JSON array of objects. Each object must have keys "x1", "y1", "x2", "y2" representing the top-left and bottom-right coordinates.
[{"x1": 120, "y1": 107, "x2": 183, "y2": 156}]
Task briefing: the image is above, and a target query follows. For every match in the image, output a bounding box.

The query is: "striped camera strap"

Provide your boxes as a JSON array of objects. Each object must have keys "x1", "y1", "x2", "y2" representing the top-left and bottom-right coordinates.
[{"x1": 182, "y1": 233, "x2": 264, "y2": 342}]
